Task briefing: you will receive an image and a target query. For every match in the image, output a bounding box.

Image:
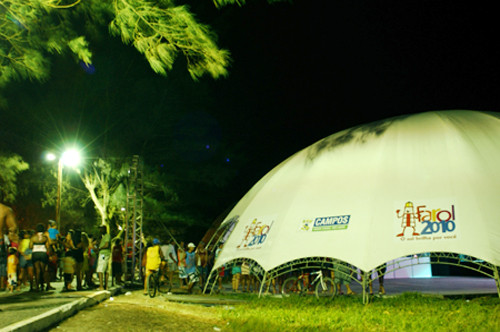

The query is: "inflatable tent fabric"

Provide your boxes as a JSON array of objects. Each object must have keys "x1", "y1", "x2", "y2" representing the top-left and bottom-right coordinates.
[{"x1": 212, "y1": 110, "x2": 500, "y2": 275}]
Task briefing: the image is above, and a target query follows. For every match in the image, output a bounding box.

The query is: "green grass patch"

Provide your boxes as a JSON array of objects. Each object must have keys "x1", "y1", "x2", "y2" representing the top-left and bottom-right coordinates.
[{"x1": 216, "y1": 293, "x2": 500, "y2": 331}]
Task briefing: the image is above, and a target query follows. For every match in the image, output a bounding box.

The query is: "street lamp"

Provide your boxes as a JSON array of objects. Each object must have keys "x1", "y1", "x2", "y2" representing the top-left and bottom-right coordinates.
[{"x1": 46, "y1": 148, "x2": 81, "y2": 230}]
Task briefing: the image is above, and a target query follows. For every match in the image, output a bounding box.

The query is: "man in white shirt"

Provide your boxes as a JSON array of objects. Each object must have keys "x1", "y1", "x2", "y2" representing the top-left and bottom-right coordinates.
[{"x1": 161, "y1": 239, "x2": 177, "y2": 290}]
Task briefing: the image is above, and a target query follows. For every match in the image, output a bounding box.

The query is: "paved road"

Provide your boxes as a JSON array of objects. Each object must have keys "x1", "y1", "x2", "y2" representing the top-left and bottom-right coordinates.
[{"x1": 0, "y1": 281, "x2": 120, "y2": 332}]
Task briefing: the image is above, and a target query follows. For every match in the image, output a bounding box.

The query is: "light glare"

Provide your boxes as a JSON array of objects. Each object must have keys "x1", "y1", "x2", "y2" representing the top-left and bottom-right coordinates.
[
  {"x1": 46, "y1": 153, "x2": 56, "y2": 161},
  {"x1": 61, "y1": 149, "x2": 81, "y2": 167}
]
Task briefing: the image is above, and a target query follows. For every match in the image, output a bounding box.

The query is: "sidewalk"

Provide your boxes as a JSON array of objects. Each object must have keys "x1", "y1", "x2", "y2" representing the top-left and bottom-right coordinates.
[{"x1": 0, "y1": 281, "x2": 123, "y2": 332}]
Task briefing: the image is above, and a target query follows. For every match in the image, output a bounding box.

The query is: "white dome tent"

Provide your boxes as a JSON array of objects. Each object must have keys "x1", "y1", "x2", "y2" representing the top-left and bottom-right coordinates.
[{"x1": 206, "y1": 111, "x2": 500, "y2": 301}]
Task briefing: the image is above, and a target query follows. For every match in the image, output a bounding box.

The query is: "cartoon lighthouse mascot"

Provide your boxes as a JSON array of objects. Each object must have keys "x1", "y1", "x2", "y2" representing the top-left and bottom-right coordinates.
[{"x1": 396, "y1": 201, "x2": 420, "y2": 237}]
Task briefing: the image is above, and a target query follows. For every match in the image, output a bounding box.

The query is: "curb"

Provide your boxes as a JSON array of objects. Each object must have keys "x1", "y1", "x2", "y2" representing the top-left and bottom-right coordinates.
[
  {"x1": 164, "y1": 294, "x2": 247, "y2": 306},
  {"x1": 0, "y1": 288, "x2": 121, "y2": 332}
]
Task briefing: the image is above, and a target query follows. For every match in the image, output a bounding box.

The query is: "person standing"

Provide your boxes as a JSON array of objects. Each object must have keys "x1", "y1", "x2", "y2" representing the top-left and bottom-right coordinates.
[
  {"x1": 18, "y1": 230, "x2": 34, "y2": 290},
  {"x1": 185, "y1": 242, "x2": 197, "y2": 293},
  {"x1": 177, "y1": 241, "x2": 187, "y2": 288},
  {"x1": 0, "y1": 203, "x2": 17, "y2": 291},
  {"x1": 112, "y1": 239, "x2": 124, "y2": 285},
  {"x1": 369, "y1": 263, "x2": 387, "y2": 295},
  {"x1": 7, "y1": 247, "x2": 18, "y2": 292},
  {"x1": 30, "y1": 223, "x2": 49, "y2": 291},
  {"x1": 80, "y1": 232, "x2": 91, "y2": 288},
  {"x1": 85, "y1": 234, "x2": 97, "y2": 289},
  {"x1": 46, "y1": 220, "x2": 61, "y2": 284},
  {"x1": 96, "y1": 225, "x2": 111, "y2": 290},
  {"x1": 240, "y1": 259, "x2": 250, "y2": 292},
  {"x1": 64, "y1": 229, "x2": 84, "y2": 290},
  {"x1": 231, "y1": 262, "x2": 241, "y2": 292},
  {"x1": 161, "y1": 239, "x2": 177, "y2": 290},
  {"x1": 61, "y1": 250, "x2": 76, "y2": 291},
  {"x1": 333, "y1": 261, "x2": 355, "y2": 295},
  {"x1": 214, "y1": 242, "x2": 225, "y2": 292},
  {"x1": 195, "y1": 241, "x2": 208, "y2": 287}
]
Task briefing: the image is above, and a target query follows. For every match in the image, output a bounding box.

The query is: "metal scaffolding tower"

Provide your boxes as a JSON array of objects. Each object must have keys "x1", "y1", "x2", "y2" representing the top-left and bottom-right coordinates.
[{"x1": 124, "y1": 155, "x2": 144, "y2": 284}]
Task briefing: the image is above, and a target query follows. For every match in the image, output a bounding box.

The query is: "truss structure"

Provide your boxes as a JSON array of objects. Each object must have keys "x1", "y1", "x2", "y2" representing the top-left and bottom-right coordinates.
[
  {"x1": 206, "y1": 253, "x2": 499, "y2": 303},
  {"x1": 124, "y1": 155, "x2": 144, "y2": 284},
  {"x1": 204, "y1": 219, "x2": 500, "y2": 303}
]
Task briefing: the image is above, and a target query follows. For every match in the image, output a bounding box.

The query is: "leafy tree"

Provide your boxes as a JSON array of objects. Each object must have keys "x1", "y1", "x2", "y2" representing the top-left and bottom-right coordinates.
[
  {"x1": 0, "y1": 0, "x2": 231, "y2": 104},
  {"x1": 80, "y1": 158, "x2": 128, "y2": 231},
  {"x1": 212, "y1": 0, "x2": 284, "y2": 8},
  {"x1": 78, "y1": 157, "x2": 195, "y2": 240},
  {"x1": 37, "y1": 161, "x2": 91, "y2": 231},
  {"x1": 0, "y1": 152, "x2": 29, "y2": 203},
  {"x1": 141, "y1": 165, "x2": 197, "y2": 239}
]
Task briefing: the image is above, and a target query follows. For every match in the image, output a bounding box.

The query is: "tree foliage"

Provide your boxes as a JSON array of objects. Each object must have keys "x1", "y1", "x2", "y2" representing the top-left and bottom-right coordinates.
[
  {"x1": 109, "y1": 0, "x2": 230, "y2": 79},
  {"x1": 36, "y1": 161, "x2": 90, "y2": 230},
  {"x1": 212, "y1": 0, "x2": 285, "y2": 8},
  {"x1": 80, "y1": 158, "x2": 128, "y2": 230},
  {"x1": 0, "y1": 0, "x2": 231, "y2": 103},
  {"x1": 0, "y1": 152, "x2": 29, "y2": 203}
]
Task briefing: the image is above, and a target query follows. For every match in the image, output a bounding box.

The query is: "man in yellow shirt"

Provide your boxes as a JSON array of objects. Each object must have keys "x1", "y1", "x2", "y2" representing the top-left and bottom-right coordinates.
[
  {"x1": 143, "y1": 238, "x2": 164, "y2": 295},
  {"x1": 18, "y1": 230, "x2": 33, "y2": 290}
]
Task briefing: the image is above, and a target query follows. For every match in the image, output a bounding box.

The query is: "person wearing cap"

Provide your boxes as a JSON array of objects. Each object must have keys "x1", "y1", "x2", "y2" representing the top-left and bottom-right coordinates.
[
  {"x1": 144, "y1": 238, "x2": 164, "y2": 295},
  {"x1": 185, "y1": 242, "x2": 197, "y2": 293}
]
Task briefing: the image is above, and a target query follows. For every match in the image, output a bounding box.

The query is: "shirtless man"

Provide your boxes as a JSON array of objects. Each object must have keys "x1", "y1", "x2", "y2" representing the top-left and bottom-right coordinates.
[
  {"x1": 0, "y1": 203, "x2": 17, "y2": 238},
  {"x1": 0, "y1": 203, "x2": 18, "y2": 290}
]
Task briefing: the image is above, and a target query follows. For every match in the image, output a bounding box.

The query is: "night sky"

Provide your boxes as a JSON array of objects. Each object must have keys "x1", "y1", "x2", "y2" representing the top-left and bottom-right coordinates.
[{"x1": 2, "y1": 0, "x2": 499, "y2": 234}]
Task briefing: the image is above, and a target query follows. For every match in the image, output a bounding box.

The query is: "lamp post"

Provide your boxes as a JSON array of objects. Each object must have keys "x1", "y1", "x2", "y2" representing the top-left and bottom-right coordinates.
[{"x1": 46, "y1": 149, "x2": 81, "y2": 231}]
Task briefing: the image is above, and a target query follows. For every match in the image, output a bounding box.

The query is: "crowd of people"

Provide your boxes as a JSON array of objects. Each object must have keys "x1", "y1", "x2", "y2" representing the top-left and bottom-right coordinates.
[
  {"x1": 0, "y1": 205, "x2": 125, "y2": 293},
  {"x1": 2, "y1": 222, "x2": 105, "y2": 292},
  {"x1": 2, "y1": 203, "x2": 386, "y2": 296},
  {"x1": 141, "y1": 238, "x2": 213, "y2": 295},
  {"x1": 1, "y1": 202, "x2": 220, "y2": 295}
]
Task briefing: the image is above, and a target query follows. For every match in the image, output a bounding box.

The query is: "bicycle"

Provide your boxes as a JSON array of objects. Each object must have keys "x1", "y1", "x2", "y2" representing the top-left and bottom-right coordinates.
[
  {"x1": 147, "y1": 268, "x2": 171, "y2": 298},
  {"x1": 282, "y1": 270, "x2": 336, "y2": 299}
]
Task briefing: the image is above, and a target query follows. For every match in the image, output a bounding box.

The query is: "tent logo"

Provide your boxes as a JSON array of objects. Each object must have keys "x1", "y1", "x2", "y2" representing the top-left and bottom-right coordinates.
[
  {"x1": 396, "y1": 201, "x2": 457, "y2": 240},
  {"x1": 301, "y1": 215, "x2": 351, "y2": 232},
  {"x1": 237, "y1": 218, "x2": 274, "y2": 250}
]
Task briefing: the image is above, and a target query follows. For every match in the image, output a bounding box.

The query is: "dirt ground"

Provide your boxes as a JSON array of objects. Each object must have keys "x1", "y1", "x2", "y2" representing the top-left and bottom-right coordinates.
[{"x1": 48, "y1": 290, "x2": 228, "y2": 332}]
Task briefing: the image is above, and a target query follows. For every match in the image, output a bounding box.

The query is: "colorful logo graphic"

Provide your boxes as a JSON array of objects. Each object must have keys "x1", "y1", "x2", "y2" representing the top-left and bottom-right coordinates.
[
  {"x1": 395, "y1": 201, "x2": 457, "y2": 241},
  {"x1": 237, "y1": 218, "x2": 274, "y2": 250},
  {"x1": 301, "y1": 215, "x2": 351, "y2": 232}
]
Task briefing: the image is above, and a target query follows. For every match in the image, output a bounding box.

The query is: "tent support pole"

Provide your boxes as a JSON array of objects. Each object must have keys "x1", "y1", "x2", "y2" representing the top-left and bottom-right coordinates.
[
  {"x1": 362, "y1": 270, "x2": 369, "y2": 305},
  {"x1": 493, "y1": 265, "x2": 500, "y2": 299},
  {"x1": 204, "y1": 269, "x2": 216, "y2": 294},
  {"x1": 259, "y1": 271, "x2": 268, "y2": 298}
]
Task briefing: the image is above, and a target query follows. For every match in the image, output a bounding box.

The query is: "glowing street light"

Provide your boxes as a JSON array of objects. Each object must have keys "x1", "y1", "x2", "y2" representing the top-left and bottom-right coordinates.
[
  {"x1": 61, "y1": 149, "x2": 81, "y2": 168},
  {"x1": 46, "y1": 148, "x2": 82, "y2": 230}
]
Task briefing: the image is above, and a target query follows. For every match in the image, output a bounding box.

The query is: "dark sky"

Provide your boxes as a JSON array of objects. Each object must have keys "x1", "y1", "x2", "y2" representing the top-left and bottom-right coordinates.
[{"x1": 2, "y1": 0, "x2": 500, "y2": 229}]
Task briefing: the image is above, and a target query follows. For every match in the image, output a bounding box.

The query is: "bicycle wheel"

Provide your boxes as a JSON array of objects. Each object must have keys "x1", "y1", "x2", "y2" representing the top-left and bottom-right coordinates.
[
  {"x1": 315, "y1": 277, "x2": 336, "y2": 299},
  {"x1": 148, "y1": 273, "x2": 157, "y2": 298},
  {"x1": 282, "y1": 277, "x2": 299, "y2": 296}
]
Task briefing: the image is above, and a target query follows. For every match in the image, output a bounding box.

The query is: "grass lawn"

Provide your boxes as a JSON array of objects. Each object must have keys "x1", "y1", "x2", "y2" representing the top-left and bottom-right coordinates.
[{"x1": 216, "y1": 293, "x2": 500, "y2": 331}]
